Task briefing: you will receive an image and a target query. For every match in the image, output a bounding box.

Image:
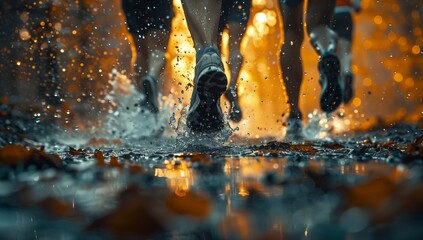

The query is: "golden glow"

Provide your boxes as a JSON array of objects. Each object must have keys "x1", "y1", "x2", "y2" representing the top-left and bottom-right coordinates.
[
  {"x1": 351, "y1": 64, "x2": 359, "y2": 74},
  {"x1": 19, "y1": 29, "x2": 31, "y2": 41},
  {"x1": 333, "y1": 161, "x2": 409, "y2": 181},
  {"x1": 411, "y1": 45, "x2": 421, "y2": 55},
  {"x1": 413, "y1": 27, "x2": 422, "y2": 36},
  {"x1": 405, "y1": 78, "x2": 415, "y2": 87},
  {"x1": 373, "y1": 15, "x2": 383, "y2": 24},
  {"x1": 353, "y1": 97, "x2": 362, "y2": 108},
  {"x1": 393, "y1": 72, "x2": 403, "y2": 83},
  {"x1": 223, "y1": 157, "x2": 286, "y2": 197},
  {"x1": 363, "y1": 39, "x2": 372, "y2": 49},
  {"x1": 238, "y1": 184, "x2": 250, "y2": 197},
  {"x1": 388, "y1": 32, "x2": 396, "y2": 42},
  {"x1": 397, "y1": 36, "x2": 407, "y2": 46},
  {"x1": 154, "y1": 159, "x2": 194, "y2": 194},
  {"x1": 332, "y1": 117, "x2": 348, "y2": 133},
  {"x1": 255, "y1": 12, "x2": 267, "y2": 24},
  {"x1": 363, "y1": 77, "x2": 373, "y2": 87},
  {"x1": 54, "y1": 23, "x2": 62, "y2": 31}
]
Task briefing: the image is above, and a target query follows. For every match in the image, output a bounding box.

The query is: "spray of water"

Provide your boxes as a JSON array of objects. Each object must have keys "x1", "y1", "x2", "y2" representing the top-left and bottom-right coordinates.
[
  {"x1": 303, "y1": 109, "x2": 349, "y2": 140},
  {"x1": 101, "y1": 70, "x2": 169, "y2": 142},
  {"x1": 170, "y1": 106, "x2": 237, "y2": 151},
  {"x1": 51, "y1": 69, "x2": 236, "y2": 149}
]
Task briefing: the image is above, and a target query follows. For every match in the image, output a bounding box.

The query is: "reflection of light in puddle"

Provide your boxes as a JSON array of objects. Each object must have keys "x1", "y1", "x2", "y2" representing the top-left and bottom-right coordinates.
[
  {"x1": 220, "y1": 156, "x2": 287, "y2": 239},
  {"x1": 154, "y1": 159, "x2": 194, "y2": 195},
  {"x1": 225, "y1": 157, "x2": 287, "y2": 197},
  {"x1": 308, "y1": 158, "x2": 409, "y2": 181},
  {"x1": 333, "y1": 161, "x2": 409, "y2": 180}
]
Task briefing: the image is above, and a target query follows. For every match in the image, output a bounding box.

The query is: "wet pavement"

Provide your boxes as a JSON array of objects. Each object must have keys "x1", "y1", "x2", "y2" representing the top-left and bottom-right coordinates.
[{"x1": 1, "y1": 118, "x2": 423, "y2": 240}]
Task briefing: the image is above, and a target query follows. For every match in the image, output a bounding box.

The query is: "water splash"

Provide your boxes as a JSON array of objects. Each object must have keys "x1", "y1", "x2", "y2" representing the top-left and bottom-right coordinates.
[
  {"x1": 171, "y1": 106, "x2": 236, "y2": 151},
  {"x1": 303, "y1": 109, "x2": 336, "y2": 140},
  {"x1": 101, "y1": 70, "x2": 169, "y2": 142},
  {"x1": 302, "y1": 109, "x2": 353, "y2": 140}
]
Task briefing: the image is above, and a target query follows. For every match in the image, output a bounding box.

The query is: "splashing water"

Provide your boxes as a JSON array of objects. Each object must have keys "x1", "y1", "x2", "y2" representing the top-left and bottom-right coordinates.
[
  {"x1": 101, "y1": 70, "x2": 169, "y2": 142},
  {"x1": 303, "y1": 109, "x2": 337, "y2": 140},
  {"x1": 97, "y1": 69, "x2": 238, "y2": 148},
  {"x1": 170, "y1": 106, "x2": 236, "y2": 151}
]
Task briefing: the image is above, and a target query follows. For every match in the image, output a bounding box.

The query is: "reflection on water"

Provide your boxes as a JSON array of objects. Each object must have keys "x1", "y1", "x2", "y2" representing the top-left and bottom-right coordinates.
[
  {"x1": 334, "y1": 161, "x2": 409, "y2": 179},
  {"x1": 150, "y1": 154, "x2": 413, "y2": 238},
  {"x1": 155, "y1": 158, "x2": 194, "y2": 195},
  {"x1": 225, "y1": 157, "x2": 287, "y2": 197},
  {"x1": 154, "y1": 156, "x2": 289, "y2": 199},
  {"x1": 1, "y1": 127, "x2": 422, "y2": 239}
]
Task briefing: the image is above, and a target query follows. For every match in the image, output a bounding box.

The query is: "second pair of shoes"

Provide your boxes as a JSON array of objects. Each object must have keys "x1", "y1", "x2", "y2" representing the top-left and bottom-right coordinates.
[
  {"x1": 319, "y1": 52, "x2": 355, "y2": 111},
  {"x1": 285, "y1": 52, "x2": 346, "y2": 139}
]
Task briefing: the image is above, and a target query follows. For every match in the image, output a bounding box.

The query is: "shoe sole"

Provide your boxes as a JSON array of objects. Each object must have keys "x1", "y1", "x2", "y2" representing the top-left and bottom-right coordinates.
[
  {"x1": 142, "y1": 78, "x2": 158, "y2": 113},
  {"x1": 187, "y1": 66, "x2": 227, "y2": 132},
  {"x1": 319, "y1": 55, "x2": 342, "y2": 113}
]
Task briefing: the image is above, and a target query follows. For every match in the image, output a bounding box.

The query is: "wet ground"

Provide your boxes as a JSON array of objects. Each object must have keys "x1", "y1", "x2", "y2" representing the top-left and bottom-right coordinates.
[{"x1": 1, "y1": 113, "x2": 423, "y2": 239}]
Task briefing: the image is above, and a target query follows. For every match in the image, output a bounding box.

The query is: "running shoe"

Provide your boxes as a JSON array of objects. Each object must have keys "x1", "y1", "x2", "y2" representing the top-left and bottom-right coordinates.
[
  {"x1": 225, "y1": 86, "x2": 242, "y2": 122},
  {"x1": 187, "y1": 46, "x2": 228, "y2": 133},
  {"x1": 342, "y1": 73, "x2": 354, "y2": 104},
  {"x1": 318, "y1": 52, "x2": 342, "y2": 113},
  {"x1": 140, "y1": 75, "x2": 159, "y2": 113}
]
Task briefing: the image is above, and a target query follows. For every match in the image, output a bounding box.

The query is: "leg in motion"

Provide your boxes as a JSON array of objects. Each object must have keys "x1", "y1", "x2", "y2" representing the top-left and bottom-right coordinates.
[
  {"x1": 280, "y1": 0, "x2": 305, "y2": 137},
  {"x1": 122, "y1": 0, "x2": 172, "y2": 113},
  {"x1": 182, "y1": 0, "x2": 228, "y2": 133},
  {"x1": 331, "y1": 6, "x2": 355, "y2": 104},
  {"x1": 307, "y1": 0, "x2": 342, "y2": 113},
  {"x1": 221, "y1": 0, "x2": 252, "y2": 122}
]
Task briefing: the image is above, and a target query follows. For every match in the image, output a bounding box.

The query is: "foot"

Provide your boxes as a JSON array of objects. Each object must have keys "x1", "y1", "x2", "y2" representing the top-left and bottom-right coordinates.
[
  {"x1": 187, "y1": 46, "x2": 228, "y2": 133},
  {"x1": 342, "y1": 73, "x2": 354, "y2": 104},
  {"x1": 285, "y1": 112, "x2": 303, "y2": 139},
  {"x1": 318, "y1": 53, "x2": 342, "y2": 113},
  {"x1": 140, "y1": 75, "x2": 159, "y2": 113},
  {"x1": 224, "y1": 86, "x2": 242, "y2": 122}
]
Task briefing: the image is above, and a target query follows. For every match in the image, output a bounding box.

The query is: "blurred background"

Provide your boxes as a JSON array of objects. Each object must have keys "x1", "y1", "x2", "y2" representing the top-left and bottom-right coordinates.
[{"x1": 0, "y1": 0, "x2": 422, "y2": 139}]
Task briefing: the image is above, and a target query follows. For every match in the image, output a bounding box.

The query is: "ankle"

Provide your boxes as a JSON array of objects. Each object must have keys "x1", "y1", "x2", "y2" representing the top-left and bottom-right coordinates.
[
  {"x1": 196, "y1": 45, "x2": 220, "y2": 63},
  {"x1": 288, "y1": 110, "x2": 302, "y2": 120}
]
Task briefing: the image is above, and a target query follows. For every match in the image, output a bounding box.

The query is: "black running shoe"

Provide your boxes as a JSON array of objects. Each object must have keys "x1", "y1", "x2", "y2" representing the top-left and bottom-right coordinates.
[
  {"x1": 140, "y1": 75, "x2": 159, "y2": 113},
  {"x1": 187, "y1": 46, "x2": 228, "y2": 133},
  {"x1": 318, "y1": 53, "x2": 342, "y2": 113},
  {"x1": 225, "y1": 86, "x2": 242, "y2": 122},
  {"x1": 342, "y1": 73, "x2": 354, "y2": 104}
]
